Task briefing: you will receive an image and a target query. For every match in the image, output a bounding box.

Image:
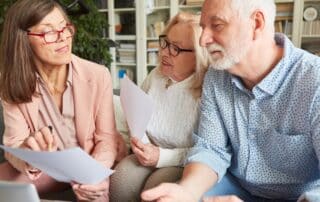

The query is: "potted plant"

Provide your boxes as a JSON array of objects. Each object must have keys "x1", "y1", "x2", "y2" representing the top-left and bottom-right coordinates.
[{"x1": 0, "y1": 0, "x2": 112, "y2": 67}]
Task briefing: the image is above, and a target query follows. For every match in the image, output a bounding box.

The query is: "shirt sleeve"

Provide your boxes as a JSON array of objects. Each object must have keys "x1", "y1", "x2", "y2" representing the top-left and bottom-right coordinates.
[
  {"x1": 91, "y1": 68, "x2": 118, "y2": 168},
  {"x1": 2, "y1": 101, "x2": 30, "y2": 173},
  {"x1": 156, "y1": 147, "x2": 190, "y2": 168},
  {"x1": 185, "y1": 70, "x2": 232, "y2": 182}
]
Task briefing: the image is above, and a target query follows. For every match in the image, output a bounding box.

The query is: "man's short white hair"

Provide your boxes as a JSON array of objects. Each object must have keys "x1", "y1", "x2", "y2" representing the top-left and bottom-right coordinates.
[{"x1": 230, "y1": 0, "x2": 276, "y2": 31}]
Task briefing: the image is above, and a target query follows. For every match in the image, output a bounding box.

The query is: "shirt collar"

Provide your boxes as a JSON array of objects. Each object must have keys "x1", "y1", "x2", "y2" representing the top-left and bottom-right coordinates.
[
  {"x1": 255, "y1": 33, "x2": 294, "y2": 96},
  {"x1": 232, "y1": 33, "x2": 297, "y2": 98},
  {"x1": 66, "y1": 63, "x2": 73, "y2": 86}
]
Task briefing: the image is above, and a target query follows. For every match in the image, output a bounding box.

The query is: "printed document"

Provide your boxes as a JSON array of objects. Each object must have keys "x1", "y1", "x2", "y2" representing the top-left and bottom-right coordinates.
[
  {"x1": 120, "y1": 76, "x2": 154, "y2": 143},
  {"x1": 0, "y1": 145, "x2": 113, "y2": 184}
]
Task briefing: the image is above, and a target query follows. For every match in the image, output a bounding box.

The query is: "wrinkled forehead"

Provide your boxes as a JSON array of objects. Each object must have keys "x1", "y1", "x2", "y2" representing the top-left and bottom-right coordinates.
[
  {"x1": 200, "y1": 0, "x2": 235, "y2": 25},
  {"x1": 167, "y1": 22, "x2": 194, "y2": 46}
]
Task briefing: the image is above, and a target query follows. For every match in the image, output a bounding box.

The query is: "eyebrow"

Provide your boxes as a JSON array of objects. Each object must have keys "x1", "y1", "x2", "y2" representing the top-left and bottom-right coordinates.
[
  {"x1": 200, "y1": 15, "x2": 228, "y2": 28},
  {"x1": 38, "y1": 19, "x2": 66, "y2": 27},
  {"x1": 167, "y1": 38, "x2": 185, "y2": 47},
  {"x1": 210, "y1": 15, "x2": 228, "y2": 23},
  {"x1": 169, "y1": 39, "x2": 182, "y2": 44}
]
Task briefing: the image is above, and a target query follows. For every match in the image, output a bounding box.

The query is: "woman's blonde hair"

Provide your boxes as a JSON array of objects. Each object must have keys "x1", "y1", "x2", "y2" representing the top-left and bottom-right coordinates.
[{"x1": 161, "y1": 12, "x2": 210, "y2": 98}]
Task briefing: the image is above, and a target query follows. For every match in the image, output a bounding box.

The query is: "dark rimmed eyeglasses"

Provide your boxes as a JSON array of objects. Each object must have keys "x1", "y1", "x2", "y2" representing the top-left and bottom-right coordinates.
[
  {"x1": 159, "y1": 34, "x2": 194, "y2": 57},
  {"x1": 27, "y1": 24, "x2": 75, "y2": 44}
]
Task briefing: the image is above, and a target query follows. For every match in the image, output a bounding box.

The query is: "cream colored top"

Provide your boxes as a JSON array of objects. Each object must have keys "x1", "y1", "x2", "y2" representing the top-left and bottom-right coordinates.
[{"x1": 141, "y1": 68, "x2": 200, "y2": 168}]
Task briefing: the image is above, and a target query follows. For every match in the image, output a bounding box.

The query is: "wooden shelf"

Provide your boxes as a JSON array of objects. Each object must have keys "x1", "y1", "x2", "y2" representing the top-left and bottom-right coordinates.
[
  {"x1": 97, "y1": 0, "x2": 319, "y2": 88},
  {"x1": 114, "y1": 8, "x2": 135, "y2": 12}
]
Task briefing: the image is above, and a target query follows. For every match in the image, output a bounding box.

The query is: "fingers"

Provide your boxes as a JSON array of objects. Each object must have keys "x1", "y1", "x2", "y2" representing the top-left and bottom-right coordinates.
[
  {"x1": 25, "y1": 163, "x2": 42, "y2": 181},
  {"x1": 131, "y1": 137, "x2": 145, "y2": 151},
  {"x1": 25, "y1": 136, "x2": 41, "y2": 151},
  {"x1": 24, "y1": 126, "x2": 57, "y2": 152},
  {"x1": 72, "y1": 182, "x2": 108, "y2": 201},
  {"x1": 202, "y1": 196, "x2": 243, "y2": 202},
  {"x1": 79, "y1": 183, "x2": 108, "y2": 193},
  {"x1": 39, "y1": 127, "x2": 54, "y2": 151},
  {"x1": 34, "y1": 131, "x2": 47, "y2": 150},
  {"x1": 82, "y1": 179, "x2": 109, "y2": 192},
  {"x1": 141, "y1": 183, "x2": 173, "y2": 201},
  {"x1": 131, "y1": 137, "x2": 146, "y2": 156},
  {"x1": 73, "y1": 185, "x2": 101, "y2": 201},
  {"x1": 51, "y1": 133, "x2": 59, "y2": 151},
  {"x1": 131, "y1": 143, "x2": 144, "y2": 156}
]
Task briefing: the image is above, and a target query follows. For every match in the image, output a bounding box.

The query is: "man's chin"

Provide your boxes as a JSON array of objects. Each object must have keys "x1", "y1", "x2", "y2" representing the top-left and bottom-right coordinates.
[{"x1": 209, "y1": 60, "x2": 234, "y2": 71}]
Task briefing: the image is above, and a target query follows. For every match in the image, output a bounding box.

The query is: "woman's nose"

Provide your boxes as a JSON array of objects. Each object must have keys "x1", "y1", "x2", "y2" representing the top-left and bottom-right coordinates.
[{"x1": 160, "y1": 46, "x2": 171, "y2": 57}]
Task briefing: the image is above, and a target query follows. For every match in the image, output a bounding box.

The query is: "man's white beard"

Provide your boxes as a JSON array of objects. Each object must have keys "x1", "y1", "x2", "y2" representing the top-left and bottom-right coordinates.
[{"x1": 207, "y1": 40, "x2": 248, "y2": 71}]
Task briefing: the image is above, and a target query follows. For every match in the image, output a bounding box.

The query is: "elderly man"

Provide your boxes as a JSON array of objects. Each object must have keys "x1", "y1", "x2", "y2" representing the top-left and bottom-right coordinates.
[{"x1": 141, "y1": 0, "x2": 320, "y2": 202}]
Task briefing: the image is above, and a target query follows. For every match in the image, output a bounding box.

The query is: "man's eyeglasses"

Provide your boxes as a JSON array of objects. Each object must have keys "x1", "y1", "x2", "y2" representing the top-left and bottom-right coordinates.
[
  {"x1": 27, "y1": 24, "x2": 75, "y2": 44},
  {"x1": 159, "y1": 35, "x2": 194, "y2": 57}
]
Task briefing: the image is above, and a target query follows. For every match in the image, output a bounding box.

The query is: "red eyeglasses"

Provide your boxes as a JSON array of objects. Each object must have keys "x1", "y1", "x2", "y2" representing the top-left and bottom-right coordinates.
[{"x1": 27, "y1": 24, "x2": 75, "y2": 44}]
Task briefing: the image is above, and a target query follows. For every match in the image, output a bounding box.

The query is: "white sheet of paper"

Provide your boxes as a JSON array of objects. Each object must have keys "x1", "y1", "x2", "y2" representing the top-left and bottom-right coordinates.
[
  {"x1": 120, "y1": 76, "x2": 154, "y2": 142},
  {"x1": 0, "y1": 145, "x2": 113, "y2": 184}
]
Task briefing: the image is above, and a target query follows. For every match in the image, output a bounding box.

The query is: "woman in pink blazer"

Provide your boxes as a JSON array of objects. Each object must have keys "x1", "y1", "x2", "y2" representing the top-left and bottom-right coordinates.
[{"x1": 0, "y1": 0, "x2": 125, "y2": 201}]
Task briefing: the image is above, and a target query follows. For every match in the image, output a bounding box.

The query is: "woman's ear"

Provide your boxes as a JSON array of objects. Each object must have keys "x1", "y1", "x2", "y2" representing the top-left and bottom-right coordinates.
[{"x1": 251, "y1": 10, "x2": 266, "y2": 40}]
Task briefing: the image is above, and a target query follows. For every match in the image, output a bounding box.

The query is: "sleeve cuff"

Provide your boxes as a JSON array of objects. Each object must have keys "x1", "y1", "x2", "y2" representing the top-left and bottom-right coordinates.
[
  {"x1": 185, "y1": 147, "x2": 231, "y2": 182},
  {"x1": 156, "y1": 147, "x2": 189, "y2": 168}
]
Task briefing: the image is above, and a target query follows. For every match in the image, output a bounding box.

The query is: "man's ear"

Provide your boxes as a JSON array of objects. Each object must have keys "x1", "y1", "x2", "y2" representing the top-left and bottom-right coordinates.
[{"x1": 251, "y1": 10, "x2": 266, "y2": 40}]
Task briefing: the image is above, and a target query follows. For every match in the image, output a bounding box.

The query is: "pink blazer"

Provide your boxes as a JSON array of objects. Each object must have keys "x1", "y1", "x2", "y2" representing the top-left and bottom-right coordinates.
[{"x1": 2, "y1": 55, "x2": 118, "y2": 171}]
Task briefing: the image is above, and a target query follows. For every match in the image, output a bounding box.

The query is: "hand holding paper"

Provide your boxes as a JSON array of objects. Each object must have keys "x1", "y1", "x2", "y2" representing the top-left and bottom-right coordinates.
[
  {"x1": 120, "y1": 76, "x2": 154, "y2": 143},
  {"x1": 0, "y1": 145, "x2": 114, "y2": 184}
]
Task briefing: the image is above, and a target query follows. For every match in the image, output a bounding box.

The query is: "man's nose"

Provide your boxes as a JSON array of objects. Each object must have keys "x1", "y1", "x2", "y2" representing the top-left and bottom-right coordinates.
[{"x1": 200, "y1": 28, "x2": 213, "y2": 47}]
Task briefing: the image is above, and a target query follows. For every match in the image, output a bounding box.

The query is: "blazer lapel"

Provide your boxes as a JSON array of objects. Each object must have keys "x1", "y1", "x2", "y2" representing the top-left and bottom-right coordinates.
[
  {"x1": 72, "y1": 60, "x2": 94, "y2": 148},
  {"x1": 25, "y1": 96, "x2": 40, "y2": 133}
]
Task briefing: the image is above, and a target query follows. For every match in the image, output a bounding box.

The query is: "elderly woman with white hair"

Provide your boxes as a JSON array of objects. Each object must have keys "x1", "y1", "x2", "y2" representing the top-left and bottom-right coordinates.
[{"x1": 109, "y1": 12, "x2": 210, "y2": 202}]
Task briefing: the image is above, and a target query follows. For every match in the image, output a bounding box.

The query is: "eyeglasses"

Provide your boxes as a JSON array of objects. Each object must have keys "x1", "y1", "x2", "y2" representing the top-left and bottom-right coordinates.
[
  {"x1": 27, "y1": 24, "x2": 75, "y2": 44},
  {"x1": 159, "y1": 35, "x2": 194, "y2": 57}
]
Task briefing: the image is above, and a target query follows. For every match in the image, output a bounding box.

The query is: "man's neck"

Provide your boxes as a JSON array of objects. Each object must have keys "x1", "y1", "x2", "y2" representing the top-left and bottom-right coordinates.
[{"x1": 228, "y1": 42, "x2": 284, "y2": 90}]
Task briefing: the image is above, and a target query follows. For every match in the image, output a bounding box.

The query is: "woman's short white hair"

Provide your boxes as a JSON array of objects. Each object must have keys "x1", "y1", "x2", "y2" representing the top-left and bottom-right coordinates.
[{"x1": 231, "y1": 0, "x2": 276, "y2": 31}]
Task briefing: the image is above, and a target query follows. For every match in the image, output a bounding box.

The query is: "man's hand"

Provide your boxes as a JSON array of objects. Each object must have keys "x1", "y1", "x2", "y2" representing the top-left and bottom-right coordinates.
[
  {"x1": 72, "y1": 178, "x2": 109, "y2": 201},
  {"x1": 141, "y1": 183, "x2": 198, "y2": 202},
  {"x1": 130, "y1": 137, "x2": 159, "y2": 167},
  {"x1": 203, "y1": 196, "x2": 243, "y2": 202}
]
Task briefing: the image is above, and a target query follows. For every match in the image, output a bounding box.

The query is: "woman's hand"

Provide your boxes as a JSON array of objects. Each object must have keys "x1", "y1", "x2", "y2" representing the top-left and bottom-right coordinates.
[
  {"x1": 72, "y1": 179, "x2": 109, "y2": 201},
  {"x1": 130, "y1": 137, "x2": 159, "y2": 167},
  {"x1": 22, "y1": 126, "x2": 58, "y2": 180},
  {"x1": 24, "y1": 126, "x2": 58, "y2": 152},
  {"x1": 24, "y1": 163, "x2": 42, "y2": 181},
  {"x1": 202, "y1": 196, "x2": 243, "y2": 202}
]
